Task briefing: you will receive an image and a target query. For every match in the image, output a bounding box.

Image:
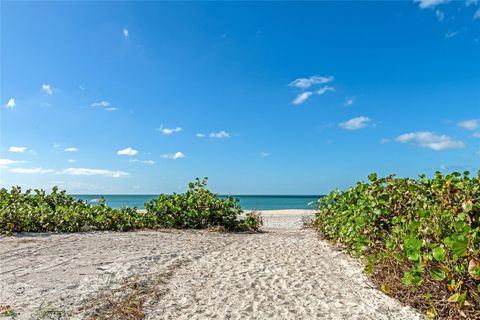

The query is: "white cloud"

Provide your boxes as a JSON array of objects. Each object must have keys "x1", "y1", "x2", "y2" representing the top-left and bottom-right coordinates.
[
  {"x1": 123, "y1": 28, "x2": 129, "y2": 38},
  {"x1": 158, "y1": 125, "x2": 182, "y2": 135},
  {"x1": 9, "y1": 146, "x2": 27, "y2": 153},
  {"x1": 0, "y1": 158, "x2": 25, "y2": 168},
  {"x1": 129, "y1": 159, "x2": 155, "y2": 164},
  {"x1": 64, "y1": 147, "x2": 79, "y2": 152},
  {"x1": 339, "y1": 116, "x2": 372, "y2": 130},
  {"x1": 61, "y1": 168, "x2": 129, "y2": 178},
  {"x1": 414, "y1": 0, "x2": 449, "y2": 9},
  {"x1": 435, "y1": 10, "x2": 445, "y2": 21},
  {"x1": 42, "y1": 84, "x2": 53, "y2": 95},
  {"x1": 289, "y1": 75, "x2": 334, "y2": 89},
  {"x1": 6, "y1": 98, "x2": 15, "y2": 109},
  {"x1": 53, "y1": 143, "x2": 61, "y2": 148},
  {"x1": 474, "y1": 8, "x2": 480, "y2": 19},
  {"x1": 396, "y1": 131, "x2": 465, "y2": 151},
  {"x1": 67, "y1": 159, "x2": 76, "y2": 163},
  {"x1": 445, "y1": 30, "x2": 459, "y2": 39},
  {"x1": 458, "y1": 119, "x2": 479, "y2": 130},
  {"x1": 79, "y1": 85, "x2": 85, "y2": 91},
  {"x1": 11, "y1": 167, "x2": 54, "y2": 174},
  {"x1": 473, "y1": 132, "x2": 480, "y2": 138},
  {"x1": 260, "y1": 152, "x2": 269, "y2": 158},
  {"x1": 344, "y1": 97, "x2": 355, "y2": 106},
  {"x1": 161, "y1": 152, "x2": 185, "y2": 159},
  {"x1": 90, "y1": 101, "x2": 118, "y2": 111},
  {"x1": 117, "y1": 147, "x2": 138, "y2": 156},
  {"x1": 316, "y1": 86, "x2": 335, "y2": 95},
  {"x1": 196, "y1": 133, "x2": 206, "y2": 138},
  {"x1": 292, "y1": 91, "x2": 313, "y2": 105},
  {"x1": 209, "y1": 131, "x2": 230, "y2": 139},
  {"x1": 380, "y1": 138, "x2": 391, "y2": 144},
  {"x1": 91, "y1": 101, "x2": 110, "y2": 107}
]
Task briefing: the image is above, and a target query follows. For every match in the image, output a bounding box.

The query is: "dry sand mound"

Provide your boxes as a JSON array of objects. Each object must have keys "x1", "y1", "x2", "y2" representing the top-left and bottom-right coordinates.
[{"x1": 0, "y1": 210, "x2": 423, "y2": 319}]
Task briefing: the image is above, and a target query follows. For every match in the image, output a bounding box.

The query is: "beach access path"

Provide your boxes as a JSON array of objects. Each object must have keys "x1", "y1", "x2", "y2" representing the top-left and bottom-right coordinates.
[{"x1": 0, "y1": 210, "x2": 423, "y2": 319}]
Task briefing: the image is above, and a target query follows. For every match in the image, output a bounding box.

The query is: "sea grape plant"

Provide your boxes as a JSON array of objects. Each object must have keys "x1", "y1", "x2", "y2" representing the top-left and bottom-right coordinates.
[
  {"x1": 0, "y1": 186, "x2": 151, "y2": 234},
  {"x1": 314, "y1": 171, "x2": 479, "y2": 315},
  {"x1": 0, "y1": 178, "x2": 261, "y2": 234},
  {"x1": 144, "y1": 177, "x2": 262, "y2": 231}
]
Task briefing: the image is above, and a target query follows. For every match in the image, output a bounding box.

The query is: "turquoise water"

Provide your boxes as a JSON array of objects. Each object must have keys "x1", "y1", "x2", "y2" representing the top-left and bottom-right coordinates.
[{"x1": 73, "y1": 195, "x2": 321, "y2": 210}]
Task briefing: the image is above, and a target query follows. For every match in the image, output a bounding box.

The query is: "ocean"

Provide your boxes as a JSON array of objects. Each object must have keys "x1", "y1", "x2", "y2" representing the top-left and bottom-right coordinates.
[{"x1": 73, "y1": 195, "x2": 321, "y2": 210}]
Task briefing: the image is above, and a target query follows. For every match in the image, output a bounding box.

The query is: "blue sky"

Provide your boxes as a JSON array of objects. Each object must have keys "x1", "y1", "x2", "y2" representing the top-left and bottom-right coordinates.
[{"x1": 1, "y1": 1, "x2": 479, "y2": 194}]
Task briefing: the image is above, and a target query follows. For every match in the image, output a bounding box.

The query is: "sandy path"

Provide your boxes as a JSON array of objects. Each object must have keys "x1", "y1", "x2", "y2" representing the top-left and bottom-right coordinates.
[{"x1": 0, "y1": 210, "x2": 422, "y2": 319}]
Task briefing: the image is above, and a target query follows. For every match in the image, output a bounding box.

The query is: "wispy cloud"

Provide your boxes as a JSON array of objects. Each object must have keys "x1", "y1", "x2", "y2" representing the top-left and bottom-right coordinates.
[
  {"x1": 339, "y1": 116, "x2": 372, "y2": 130},
  {"x1": 315, "y1": 86, "x2": 335, "y2": 95},
  {"x1": 158, "y1": 125, "x2": 182, "y2": 135},
  {"x1": 123, "y1": 28, "x2": 129, "y2": 38},
  {"x1": 474, "y1": 8, "x2": 480, "y2": 19},
  {"x1": 67, "y1": 159, "x2": 76, "y2": 163},
  {"x1": 161, "y1": 152, "x2": 185, "y2": 159},
  {"x1": 64, "y1": 147, "x2": 79, "y2": 152},
  {"x1": 42, "y1": 84, "x2": 53, "y2": 95},
  {"x1": 435, "y1": 9, "x2": 445, "y2": 21},
  {"x1": 5, "y1": 98, "x2": 15, "y2": 109},
  {"x1": 396, "y1": 131, "x2": 465, "y2": 151},
  {"x1": 0, "y1": 158, "x2": 25, "y2": 168},
  {"x1": 292, "y1": 91, "x2": 313, "y2": 105},
  {"x1": 458, "y1": 119, "x2": 479, "y2": 130},
  {"x1": 196, "y1": 133, "x2": 206, "y2": 138},
  {"x1": 289, "y1": 75, "x2": 334, "y2": 89},
  {"x1": 473, "y1": 132, "x2": 480, "y2": 138},
  {"x1": 129, "y1": 159, "x2": 155, "y2": 164},
  {"x1": 91, "y1": 101, "x2": 110, "y2": 107},
  {"x1": 117, "y1": 147, "x2": 138, "y2": 156},
  {"x1": 90, "y1": 101, "x2": 117, "y2": 111},
  {"x1": 344, "y1": 97, "x2": 355, "y2": 106},
  {"x1": 79, "y1": 85, "x2": 85, "y2": 91},
  {"x1": 9, "y1": 146, "x2": 27, "y2": 153},
  {"x1": 414, "y1": 0, "x2": 449, "y2": 9},
  {"x1": 209, "y1": 131, "x2": 230, "y2": 139},
  {"x1": 11, "y1": 167, "x2": 54, "y2": 174},
  {"x1": 61, "y1": 168, "x2": 129, "y2": 178},
  {"x1": 445, "y1": 30, "x2": 459, "y2": 39},
  {"x1": 260, "y1": 152, "x2": 269, "y2": 158}
]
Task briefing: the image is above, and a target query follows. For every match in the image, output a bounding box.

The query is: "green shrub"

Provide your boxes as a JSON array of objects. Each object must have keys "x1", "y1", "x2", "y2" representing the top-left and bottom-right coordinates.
[
  {"x1": 0, "y1": 178, "x2": 261, "y2": 235},
  {"x1": 0, "y1": 186, "x2": 151, "y2": 234},
  {"x1": 144, "y1": 177, "x2": 261, "y2": 231},
  {"x1": 314, "y1": 171, "x2": 479, "y2": 317}
]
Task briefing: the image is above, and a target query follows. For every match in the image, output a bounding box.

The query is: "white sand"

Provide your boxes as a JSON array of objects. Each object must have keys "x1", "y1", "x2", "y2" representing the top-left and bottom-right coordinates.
[{"x1": 0, "y1": 210, "x2": 423, "y2": 319}]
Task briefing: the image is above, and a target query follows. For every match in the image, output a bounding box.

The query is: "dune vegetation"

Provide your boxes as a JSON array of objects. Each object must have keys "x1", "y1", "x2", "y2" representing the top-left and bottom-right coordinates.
[
  {"x1": 314, "y1": 171, "x2": 480, "y2": 319},
  {"x1": 0, "y1": 177, "x2": 261, "y2": 235}
]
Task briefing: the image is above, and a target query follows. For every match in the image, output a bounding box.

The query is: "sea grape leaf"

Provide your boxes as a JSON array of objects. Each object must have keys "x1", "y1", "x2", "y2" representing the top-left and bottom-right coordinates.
[
  {"x1": 404, "y1": 238, "x2": 423, "y2": 261},
  {"x1": 432, "y1": 246, "x2": 446, "y2": 262},
  {"x1": 451, "y1": 236, "x2": 469, "y2": 258},
  {"x1": 429, "y1": 268, "x2": 446, "y2": 281}
]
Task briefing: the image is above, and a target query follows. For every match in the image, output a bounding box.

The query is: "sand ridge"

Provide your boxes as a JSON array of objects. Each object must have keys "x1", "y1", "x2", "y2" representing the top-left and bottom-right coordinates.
[{"x1": 0, "y1": 210, "x2": 423, "y2": 319}]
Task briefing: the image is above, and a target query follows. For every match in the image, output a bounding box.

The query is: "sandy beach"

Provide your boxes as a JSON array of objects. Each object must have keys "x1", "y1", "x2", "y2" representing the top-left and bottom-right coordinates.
[{"x1": 0, "y1": 210, "x2": 422, "y2": 319}]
